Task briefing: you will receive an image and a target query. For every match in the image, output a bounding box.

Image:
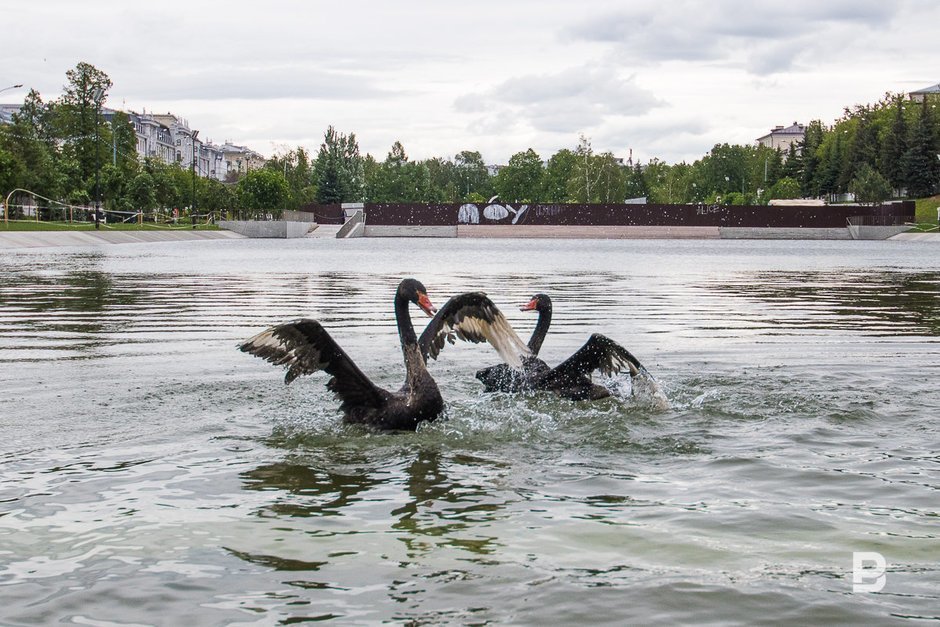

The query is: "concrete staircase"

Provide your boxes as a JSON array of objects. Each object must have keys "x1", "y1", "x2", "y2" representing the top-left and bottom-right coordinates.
[{"x1": 305, "y1": 224, "x2": 342, "y2": 238}]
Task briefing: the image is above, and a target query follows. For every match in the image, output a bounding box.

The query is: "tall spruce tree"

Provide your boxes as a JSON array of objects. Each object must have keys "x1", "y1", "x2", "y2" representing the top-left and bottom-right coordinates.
[
  {"x1": 800, "y1": 121, "x2": 825, "y2": 197},
  {"x1": 54, "y1": 62, "x2": 113, "y2": 200},
  {"x1": 901, "y1": 99, "x2": 940, "y2": 198},
  {"x1": 314, "y1": 126, "x2": 363, "y2": 203},
  {"x1": 880, "y1": 96, "x2": 908, "y2": 193}
]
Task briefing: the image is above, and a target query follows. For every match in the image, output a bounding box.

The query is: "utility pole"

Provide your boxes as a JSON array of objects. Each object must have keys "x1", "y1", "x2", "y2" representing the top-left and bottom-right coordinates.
[
  {"x1": 191, "y1": 130, "x2": 199, "y2": 229},
  {"x1": 93, "y1": 87, "x2": 104, "y2": 230}
]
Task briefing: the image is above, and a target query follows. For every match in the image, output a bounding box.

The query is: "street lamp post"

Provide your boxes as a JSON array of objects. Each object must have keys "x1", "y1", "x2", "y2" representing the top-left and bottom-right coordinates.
[
  {"x1": 93, "y1": 87, "x2": 104, "y2": 230},
  {"x1": 191, "y1": 130, "x2": 199, "y2": 229},
  {"x1": 0, "y1": 84, "x2": 23, "y2": 95}
]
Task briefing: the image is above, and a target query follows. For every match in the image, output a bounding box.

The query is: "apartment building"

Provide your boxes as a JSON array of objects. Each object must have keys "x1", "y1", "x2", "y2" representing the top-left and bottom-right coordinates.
[
  {"x1": 756, "y1": 122, "x2": 806, "y2": 152},
  {"x1": 1, "y1": 102, "x2": 263, "y2": 182}
]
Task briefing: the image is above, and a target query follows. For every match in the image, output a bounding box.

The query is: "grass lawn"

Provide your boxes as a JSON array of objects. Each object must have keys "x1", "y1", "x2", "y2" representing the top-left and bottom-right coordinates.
[
  {"x1": 914, "y1": 196, "x2": 940, "y2": 224},
  {"x1": 0, "y1": 220, "x2": 219, "y2": 232}
]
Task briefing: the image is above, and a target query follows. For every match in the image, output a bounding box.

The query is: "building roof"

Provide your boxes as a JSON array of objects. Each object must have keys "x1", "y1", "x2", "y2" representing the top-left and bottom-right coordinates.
[
  {"x1": 756, "y1": 122, "x2": 805, "y2": 144},
  {"x1": 769, "y1": 122, "x2": 805, "y2": 135},
  {"x1": 910, "y1": 83, "x2": 940, "y2": 95}
]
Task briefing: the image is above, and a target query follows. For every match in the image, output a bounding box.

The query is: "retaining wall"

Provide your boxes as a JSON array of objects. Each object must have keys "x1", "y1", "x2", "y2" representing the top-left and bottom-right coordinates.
[
  {"x1": 456, "y1": 225, "x2": 721, "y2": 239},
  {"x1": 364, "y1": 201, "x2": 915, "y2": 229},
  {"x1": 218, "y1": 220, "x2": 313, "y2": 238},
  {"x1": 363, "y1": 225, "x2": 458, "y2": 238}
]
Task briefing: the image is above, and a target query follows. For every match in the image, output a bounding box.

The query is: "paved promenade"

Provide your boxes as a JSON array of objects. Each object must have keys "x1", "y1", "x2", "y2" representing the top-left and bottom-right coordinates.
[
  {"x1": 0, "y1": 230, "x2": 246, "y2": 249},
  {"x1": 890, "y1": 232, "x2": 940, "y2": 241}
]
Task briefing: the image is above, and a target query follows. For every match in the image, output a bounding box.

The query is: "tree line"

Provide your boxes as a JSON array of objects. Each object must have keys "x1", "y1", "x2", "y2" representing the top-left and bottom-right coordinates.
[
  {"x1": 0, "y1": 62, "x2": 288, "y2": 220},
  {"x1": 311, "y1": 90, "x2": 939, "y2": 208},
  {"x1": 2, "y1": 62, "x2": 938, "y2": 222}
]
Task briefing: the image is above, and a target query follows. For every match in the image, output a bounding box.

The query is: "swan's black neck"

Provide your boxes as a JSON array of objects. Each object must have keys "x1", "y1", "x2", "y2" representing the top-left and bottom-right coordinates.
[
  {"x1": 529, "y1": 303, "x2": 552, "y2": 354},
  {"x1": 395, "y1": 291, "x2": 418, "y2": 348}
]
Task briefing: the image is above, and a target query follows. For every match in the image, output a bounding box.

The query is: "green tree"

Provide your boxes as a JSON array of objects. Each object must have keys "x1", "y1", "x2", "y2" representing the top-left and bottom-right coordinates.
[
  {"x1": 110, "y1": 111, "x2": 140, "y2": 176},
  {"x1": 237, "y1": 168, "x2": 290, "y2": 218},
  {"x1": 800, "y1": 120, "x2": 826, "y2": 197},
  {"x1": 141, "y1": 157, "x2": 184, "y2": 211},
  {"x1": 366, "y1": 141, "x2": 431, "y2": 202},
  {"x1": 266, "y1": 146, "x2": 316, "y2": 209},
  {"x1": 624, "y1": 162, "x2": 650, "y2": 201},
  {"x1": 780, "y1": 142, "x2": 802, "y2": 181},
  {"x1": 767, "y1": 176, "x2": 802, "y2": 201},
  {"x1": 568, "y1": 135, "x2": 610, "y2": 203},
  {"x1": 849, "y1": 164, "x2": 892, "y2": 204},
  {"x1": 0, "y1": 143, "x2": 25, "y2": 205},
  {"x1": 314, "y1": 126, "x2": 362, "y2": 203},
  {"x1": 901, "y1": 99, "x2": 940, "y2": 198},
  {"x1": 203, "y1": 179, "x2": 237, "y2": 218},
  {"x1": 494, "y1": 148, "x2": 543, "y2": 202},
  {"x1": 814, "y1": 129, "x2": 846, "y2": 197},
  {"x1": 593, "y1": 152, "x2": 627, "y2": 202},
  {"x1": 53, "y1": 62, "x2": 113, "y2": 203},
  {"x1": 756, "y1": 145, "x2": 784, "y2": 190},
  {"x1": 879, "y1": 96, "x2": 908, "y2": 193},
  {"x1": 844, "y1": 107, "x2": 878, "y2": 179},
  {"x1": 423, "y1": 156, "x2": 459, "y2": 201},
  {"x1": 647, "y1": 161, "x2": 697, "y2": 204},
  {"x1": 127, "y1": 171, "x2": 157, "y2": 212},
  {"x1": 2, "y1": 89, "x2": 62, "y2": 200},
  {"x1": 101, "y1": 163, "x2": 131, "y2": 211},
  {"x1": 542, "y1": 149, "x2": 576, "y2": 202},
  {"x1": 700, "y1": 143, "x2": 751, "y2": 197},
  {"x1": 454, "y1": 150, "x2": 492, "y2": 200}
]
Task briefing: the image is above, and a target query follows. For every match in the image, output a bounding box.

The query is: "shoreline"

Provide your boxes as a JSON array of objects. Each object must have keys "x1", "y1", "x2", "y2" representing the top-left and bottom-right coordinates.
[
  {"x1": 1, "y1": 228, "x2": 938, "y2": 249},
  {"x1": 0, "y1": 230, "x2": 246, "y2": 249}
]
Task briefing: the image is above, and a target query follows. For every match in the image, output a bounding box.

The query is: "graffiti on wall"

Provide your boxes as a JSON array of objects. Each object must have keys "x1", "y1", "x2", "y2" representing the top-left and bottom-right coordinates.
[{"x1": 458, "y1": 203, "x2": 530, "y2": 225}]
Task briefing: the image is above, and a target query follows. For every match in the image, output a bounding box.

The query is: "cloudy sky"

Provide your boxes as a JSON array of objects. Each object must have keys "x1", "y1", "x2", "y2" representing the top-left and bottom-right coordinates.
[{"x1": 4, "y1": 1, "x2": 938, "y2": 165}]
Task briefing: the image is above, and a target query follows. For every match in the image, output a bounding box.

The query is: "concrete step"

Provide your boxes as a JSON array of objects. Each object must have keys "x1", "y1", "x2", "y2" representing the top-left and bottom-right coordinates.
[{"x1": 305, "y1": 224, "x2": 342, "y2": 238}]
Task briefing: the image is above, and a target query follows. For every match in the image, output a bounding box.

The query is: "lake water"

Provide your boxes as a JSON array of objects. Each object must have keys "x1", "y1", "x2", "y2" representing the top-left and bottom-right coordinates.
[{"x1": 1, "y1": 237, "x2": 938, "y2": 625}]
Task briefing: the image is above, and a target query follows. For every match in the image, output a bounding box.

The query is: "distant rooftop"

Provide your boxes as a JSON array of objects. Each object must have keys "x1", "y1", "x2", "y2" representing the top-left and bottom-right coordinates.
[
  {"x1": 908, "y1": 82, "x2": 940, "y2": 103},
  {"x1": 910, "y1": 83, "x2": 940, "y2": 96},
  {"x1": 767, "y1": 122, "x2": 805, "y2": 135}
]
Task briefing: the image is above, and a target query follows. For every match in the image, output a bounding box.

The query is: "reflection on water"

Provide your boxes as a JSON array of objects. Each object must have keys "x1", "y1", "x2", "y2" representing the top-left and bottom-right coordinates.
[
  {"x1": 241, "y1": 460, "x2": 386, "y2": 519},
  {"x1": 707, "y1": 270, "x2": 940, "y2": 335},
  {"x1": 0, "y1": 238, "x2": 938, "y2": 624}
]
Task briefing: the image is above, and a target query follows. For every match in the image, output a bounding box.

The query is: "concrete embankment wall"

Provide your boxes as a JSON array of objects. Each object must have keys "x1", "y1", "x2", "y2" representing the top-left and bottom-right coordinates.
[
  {"x1": 358, "y1": 225, "x2": 860, "y2": 239},
  {"x1": 0, "y1": 230, "x2": 245, "y2": 249},
  {"x1": 363, "y1": 225, "x2": 458, "y2": 237},
  {"x1": 719, "y1": 227, "x2": 850, "y2": 240},
  {"x1": 218, "y1": 221, "x2": 313, "y2": 238},
  {"x1": 456, "y1": 225, "x2": 721, "y2": 239}
]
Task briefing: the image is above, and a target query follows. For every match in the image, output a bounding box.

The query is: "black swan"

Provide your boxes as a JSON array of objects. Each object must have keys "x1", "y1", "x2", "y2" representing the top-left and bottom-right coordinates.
[
  {"x1": 475, "y1": 293, "x2": 553, "y2": 392},
  {"x1": 473, "y1": 293, "x2": 651, "y2": 401},
  {"x1": 239, "y1": 279, "x2": 530, "y2": 431}
]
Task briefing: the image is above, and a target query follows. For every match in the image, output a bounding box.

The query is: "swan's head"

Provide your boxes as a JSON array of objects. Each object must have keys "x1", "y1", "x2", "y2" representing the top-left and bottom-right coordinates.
[
  {"x1": 520, "y1": 293, "x2": 551, "y2": 313},
  {"x1": 399, "y1": 278, "x2": 437, "y2": 317}
]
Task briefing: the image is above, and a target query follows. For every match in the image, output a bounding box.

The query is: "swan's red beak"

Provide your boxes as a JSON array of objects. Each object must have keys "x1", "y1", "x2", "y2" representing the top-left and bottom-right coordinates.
[
  {"x1": 417, "y1": 292, "x2": 437, "y2": 317},
  {"x1": 520, "y1": 298, "x2": 538, "y2": 312}
]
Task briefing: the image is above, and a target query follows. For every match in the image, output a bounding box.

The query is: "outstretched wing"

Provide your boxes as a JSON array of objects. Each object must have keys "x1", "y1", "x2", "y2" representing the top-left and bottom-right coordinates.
[
  {"x1": 540, "y1": 333, "x2": 646, "y2": 385},
  {"x1": 418, "y1": 292, "x2": 531, "y2": 368},
  {"x1": 239, "y1": 318, "x2": 386, "y2": 411}
]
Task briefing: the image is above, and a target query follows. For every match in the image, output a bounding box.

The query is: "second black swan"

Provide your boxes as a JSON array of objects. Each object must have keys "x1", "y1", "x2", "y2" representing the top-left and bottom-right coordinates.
[
  {"x1": 474, "y1": 293, "x2": 651, "y2": 401},
  {"x1": 239, "y1": 278, "x2": 531, "y2": 430}
]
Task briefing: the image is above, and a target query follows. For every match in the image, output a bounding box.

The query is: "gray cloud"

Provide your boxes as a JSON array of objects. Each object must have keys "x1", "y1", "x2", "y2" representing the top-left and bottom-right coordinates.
[
  {"x1": 565, "y1": 0, "x2": 903, "y2": 73},
  {"x1": 456, "y1": 65, "x2": 664, "y2": 136},
  {"x1": 116, "y1": 65, "x2": 398, "y2": 101}
]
